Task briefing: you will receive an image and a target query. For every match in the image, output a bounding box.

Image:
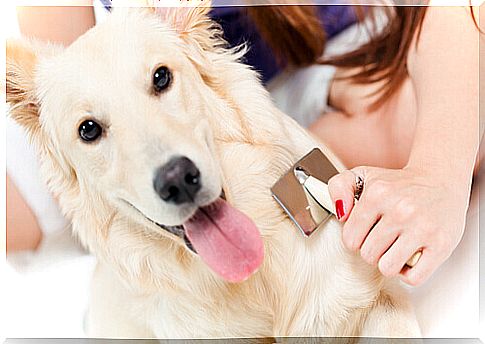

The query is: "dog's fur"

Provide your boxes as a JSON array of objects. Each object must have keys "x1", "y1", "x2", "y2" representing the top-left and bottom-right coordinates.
[{"x1": 6, "y1": 6, "x2": 420, "y2": 338}]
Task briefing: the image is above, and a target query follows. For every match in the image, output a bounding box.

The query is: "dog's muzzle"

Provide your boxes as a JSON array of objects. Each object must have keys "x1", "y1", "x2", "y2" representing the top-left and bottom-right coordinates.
[{"x1": 122, "y1": 189, "x2": 226, "y2": 254}]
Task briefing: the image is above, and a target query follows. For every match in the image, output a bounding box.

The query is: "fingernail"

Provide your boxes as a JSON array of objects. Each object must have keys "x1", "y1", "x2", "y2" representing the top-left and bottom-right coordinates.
[{"x1": 335, "y1": 199, "x2": 345, "y2": 220}]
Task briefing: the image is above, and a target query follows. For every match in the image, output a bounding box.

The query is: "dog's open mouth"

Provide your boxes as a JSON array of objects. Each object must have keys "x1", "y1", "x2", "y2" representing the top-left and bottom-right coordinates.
[
  {"x1": 149, "y1": 190, "x2": 228, "y2": 252},
  {"x1": 126, "y1": 191, "x2": 264, "y2": 283}
]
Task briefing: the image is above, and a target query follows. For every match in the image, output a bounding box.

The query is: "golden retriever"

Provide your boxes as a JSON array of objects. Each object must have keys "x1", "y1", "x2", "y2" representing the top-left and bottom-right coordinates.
[{"x1": 6, "y1": 4, "x2": 420, "y2": 339}]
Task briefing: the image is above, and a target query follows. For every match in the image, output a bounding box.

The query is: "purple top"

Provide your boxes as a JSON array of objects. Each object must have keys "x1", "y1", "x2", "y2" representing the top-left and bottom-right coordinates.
[{"x1": 211, "y1": 6, "x2": 357, "y2": 83}]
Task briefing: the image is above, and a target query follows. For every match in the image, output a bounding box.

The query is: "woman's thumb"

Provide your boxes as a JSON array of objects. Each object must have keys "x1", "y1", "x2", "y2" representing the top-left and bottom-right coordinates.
[{"x1": 328, "y1": 168, "x2": 365, "y2": 222}]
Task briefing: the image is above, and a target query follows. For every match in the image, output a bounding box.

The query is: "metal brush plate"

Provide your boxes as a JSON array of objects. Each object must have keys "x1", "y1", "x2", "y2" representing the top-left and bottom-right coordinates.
[{"x1": 271, "y1": 148, "x2": 339, "y2": 236}]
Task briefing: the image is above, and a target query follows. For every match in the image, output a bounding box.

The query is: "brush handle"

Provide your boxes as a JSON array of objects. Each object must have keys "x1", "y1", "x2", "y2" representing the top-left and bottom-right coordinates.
[{"x1": 303, "y1": 175, "x2": 335, "y2": 215}]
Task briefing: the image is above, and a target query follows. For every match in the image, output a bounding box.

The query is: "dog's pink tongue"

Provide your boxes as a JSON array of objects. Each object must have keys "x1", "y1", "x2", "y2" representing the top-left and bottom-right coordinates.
[{"x1": 184, "y1": 199, "x2": 263, "y2": 283}]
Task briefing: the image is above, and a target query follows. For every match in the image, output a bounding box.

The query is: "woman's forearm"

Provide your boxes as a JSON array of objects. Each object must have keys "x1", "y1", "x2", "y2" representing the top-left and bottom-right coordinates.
[
  {"x1": 17, "y1": 4, "x2": 95, "y2": 46},
  {"x1": 406, "y1": 5, "x2": 480, "y2": 186}
]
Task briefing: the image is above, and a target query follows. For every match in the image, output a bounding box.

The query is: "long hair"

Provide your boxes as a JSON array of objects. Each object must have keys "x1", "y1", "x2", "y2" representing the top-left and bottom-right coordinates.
[
  {"x1": 246, "y1": 5, "x2": 428, "y2": 110},
  {"x1": 246, "y1": 5, "x2": 327, "y2": 67}
]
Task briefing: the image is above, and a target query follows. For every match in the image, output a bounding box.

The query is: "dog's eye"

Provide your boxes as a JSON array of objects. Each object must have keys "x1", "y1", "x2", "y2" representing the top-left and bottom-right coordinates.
[
  {"x1": 78, "y1": 120, "x2": 102, "y2": 142},
  {"x1": 153, "y1": 66, "x2": 171, "y2": 93}
]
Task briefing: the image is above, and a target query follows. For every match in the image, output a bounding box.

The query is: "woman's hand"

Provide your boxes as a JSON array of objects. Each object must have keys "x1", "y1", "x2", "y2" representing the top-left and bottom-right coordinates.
[{"x1": 328, "y1": 165, "x2": 471, "y2": 286}]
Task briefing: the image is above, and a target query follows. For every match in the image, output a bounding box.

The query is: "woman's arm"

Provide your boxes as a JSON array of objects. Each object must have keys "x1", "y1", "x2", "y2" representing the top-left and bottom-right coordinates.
[
  {"x1": 406, "y1": 5, "x2": 479, "y2": 188},
  {"x1": 16, "y1": 4, "x2": 95, "y2": 45},
  {"x1": 327, "y1": 5, "x2": 481, "y2": 286}
]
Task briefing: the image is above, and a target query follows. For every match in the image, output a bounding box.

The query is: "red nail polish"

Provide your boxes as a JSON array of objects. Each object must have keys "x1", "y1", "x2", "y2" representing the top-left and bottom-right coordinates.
[{"x1": 335, "y1": 199, "x2": 345, "y2": 220}]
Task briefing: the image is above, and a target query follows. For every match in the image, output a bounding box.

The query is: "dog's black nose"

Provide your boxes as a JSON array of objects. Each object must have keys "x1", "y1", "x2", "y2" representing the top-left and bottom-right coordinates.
[{"x1": 154, "y1": 156, "x2": 201, "y2": 204}]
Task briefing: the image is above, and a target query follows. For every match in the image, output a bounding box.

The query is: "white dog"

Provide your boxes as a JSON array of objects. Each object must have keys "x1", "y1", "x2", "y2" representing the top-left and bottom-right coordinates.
[{"x1": 6, "y1": 5, "x2": 421, "y2": 338}]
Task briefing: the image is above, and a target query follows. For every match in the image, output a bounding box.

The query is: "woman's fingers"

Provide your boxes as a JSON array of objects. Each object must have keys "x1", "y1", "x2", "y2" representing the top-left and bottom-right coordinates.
[
  {"x1": 400, "y1": 248, "x2": 445, "y2": 286},
  {"x1": 328, "y1": 165, "x2": 467, "y2": 287},
  {"x1": 342, "y1": 200, "x2": 381, "y2": 252},
  {"x1": 377, "y1": 235, "x2": 422, "y2": 278},
  {"x1": 329, "y1": 167, "x2": 386, "y2": 252},
  {"x1": 328, "y1": 168, "x2": 366, "y2": 222},
  {"x1": 359, "y1": 217, "x2": 400, "y2": 266},
  {"x1": 329, "y1": 166, "x2": 445, "y2": 287}
]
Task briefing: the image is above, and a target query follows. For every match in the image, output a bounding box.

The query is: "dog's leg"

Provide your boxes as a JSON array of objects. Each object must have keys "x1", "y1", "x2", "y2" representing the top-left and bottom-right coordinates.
[
  {"x1": 86, "y1": 262, "x2": 154, "y2": 338},
  {"x1": 359, "y1": 283, "x2": 421, "y2": 339}
]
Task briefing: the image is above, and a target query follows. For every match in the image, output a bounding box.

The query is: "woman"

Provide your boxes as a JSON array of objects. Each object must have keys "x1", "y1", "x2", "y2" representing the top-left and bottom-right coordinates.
[{"x1": 320, "y1": 5, "x2": 480, "y2": 287}]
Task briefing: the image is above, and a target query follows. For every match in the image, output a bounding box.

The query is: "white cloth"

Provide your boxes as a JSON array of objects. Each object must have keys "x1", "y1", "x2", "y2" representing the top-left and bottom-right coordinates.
[
  {"x1": 268, "y1": 64, "x2": 337, "y2": 128},
  {"x1": 267, "y1": 12, "x2": 377, "y2": 128}
]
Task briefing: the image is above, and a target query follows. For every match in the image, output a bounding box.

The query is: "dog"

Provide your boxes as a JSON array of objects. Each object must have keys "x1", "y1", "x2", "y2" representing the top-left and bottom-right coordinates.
[{"x1": 6, "y1": 4, "x2": 421, "y2": 339}]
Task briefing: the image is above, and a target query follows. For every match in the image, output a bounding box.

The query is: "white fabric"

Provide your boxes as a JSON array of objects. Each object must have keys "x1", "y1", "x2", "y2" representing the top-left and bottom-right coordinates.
[
  {"x1": 93, "y1": 0, "x2": 109, "y2": 24},
  {"x1": 268, "y1": 64, "x2": 337, "y2": 128},
  {"x1": 268, "y1": 14, "x2": 376, "y2": 128},
  {"x1": 6, "y1": 230, "x2": 95, "y2": 338}
]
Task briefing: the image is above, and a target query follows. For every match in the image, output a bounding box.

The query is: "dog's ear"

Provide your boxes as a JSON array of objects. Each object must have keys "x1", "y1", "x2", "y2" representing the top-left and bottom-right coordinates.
[
  {"x1": 153, "y1": 0, "x2": 212, "y2": 31},
  {"x1": 153, "y1": 1, "x2": 218, "y2": 51},
  {"x1": 6, "y1": 39, "x2": 42, "y2": 136}
]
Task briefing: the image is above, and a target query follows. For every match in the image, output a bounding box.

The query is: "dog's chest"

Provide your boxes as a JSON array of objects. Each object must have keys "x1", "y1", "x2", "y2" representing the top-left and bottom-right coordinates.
[{"x1": 148, "y1": 285, "x2": 275, "y2": 338}]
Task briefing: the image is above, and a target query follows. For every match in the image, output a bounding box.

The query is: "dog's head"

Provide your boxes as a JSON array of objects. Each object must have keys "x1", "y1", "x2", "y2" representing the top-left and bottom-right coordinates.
[{"x1": 6, "y1": 5, "x2": 269, "y2": 282}]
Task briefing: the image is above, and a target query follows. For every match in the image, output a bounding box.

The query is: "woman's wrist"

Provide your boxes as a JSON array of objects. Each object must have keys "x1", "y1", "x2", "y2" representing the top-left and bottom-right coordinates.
[
  {"x1": 405, "y1": 127, "x2": 478, "y2": 188},
  {"x1": 406, "y1": 149, "x2": 476, "y2": 185},
  {"x1": 404, "y1": 159, "x2": 474, "y2": 205}
]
